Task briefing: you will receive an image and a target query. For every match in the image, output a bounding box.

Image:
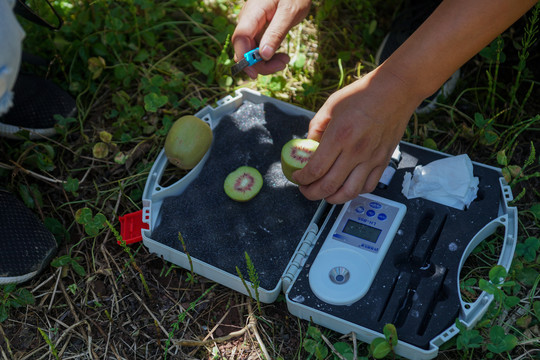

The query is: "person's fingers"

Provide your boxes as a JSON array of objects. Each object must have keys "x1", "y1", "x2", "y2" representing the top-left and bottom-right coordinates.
[
  {"x1": 250, "y1": 53, "x2": 290, "y2": 75},
  {"x1": 296, "y1": 150, "x2": 356, "y2": 201},
  {"x1": 306, "y1": 110, "x2": 330, "y2": 143},
  {"x1": 298, "y1": 157, "x2": 387, "y2": 204},
  {"x1": 231, "y1": 2, "x2": 270, "y2": 61},
  {"x1": 292, "y1": 131, "x2": 341, "y2": 188},
  {"x1": 259, "y1": 1, "x2": 311, "y2": 60},
  {"x1": 361, "y1": 164, "x2": 387, "y2": 194},
  {"x1": 295, "y1": 137, "x2": 376, "y2": 202},
  {"x1": 325, "y1": 163, "x2": 387, "y2": 204}
]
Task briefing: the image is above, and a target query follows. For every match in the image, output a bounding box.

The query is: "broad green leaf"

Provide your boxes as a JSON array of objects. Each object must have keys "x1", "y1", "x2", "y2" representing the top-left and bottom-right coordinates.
[
  {"x1": 368, "y1": 19, "x2": 377, "y2": 35},
  {"x1": 293, "y1": 53, "x2": 307, "y2": 69},
  {"x1": 3, "y1": 283, "x2": 16, "y2": 294},
  {"x1": 383, "y1": 323, "x2": 398, "y2": 346},
  {"x1": 503, "y1": 295, "x2": 521, "y2": 308},
  {"x1": 18, "y1": 184, "x2": 35, "y2": 209},
  {"x1": 0, "y1": 305, "x2": 8, "y2": 323},
  {"x1": 489, "y1": 265, "x2": 507, "y2": 285},
  {"x1": 212, "y1": 16, "x2": 228, "y2": 31},
  {"x1": 150, "y1": 75, "x2": 165, "y2": 87},
  {"x1": 133, "y1": 49, "x2": 150, "y2": 62},
  {"x1": 303, "y1": 339, "x2": 321, "y2": 355},
  {"x1": 423, "y1": 138, "x2": 438, "y2": 150},
  {"x1": 487, "y1": 326, "x2": 517, "y2": 353},
  {"x1": 44, "y1": 217, "x2": 68, "y2": 243},
  {"x1": 502, "y1": 167, "x2": 512, "y2": 183},
  {"x1": 75, "y1": 208, "x2": 93, "y2": 225},
  {"x1": 93, "y1": 213, "x2": 107, "y2": 228},
  {"x1": 88, "y1": 57, "x2": 106, "y2": 79},
  {"x1": 192, "y1": 56, "x2": 214, "y2": 75},
  {"x1": 516, "y1": 267, "x2": 539, "y2": 286},
  {"x1": 456, "y1": 327, "x2": 484, "y2": 350},
  {"x1": 218, "y1": 75, "x2": 233, "y2": 88},
  {"x1": 315, "y1": 342, "x2": 329, "y2": 360},
  {"x1": 51, "y1": 255, "x2": 73, "y2": 267},
  {"x1": 529, "y1": 204, "x2": 540, "y2": 220},
  {"x1": 63, "y1": 177, "x2": 79, "y2": 194},
  {"x1": 533, "y1": 301, "x2": 540, "y2": 321},
  {"x1": 15, "y1": 288, "x2": 35, "y2": 306},
  {"x1": 333, "y1": 342, "x2": 353, "y2": 360},
  {"x1": 508, "y1": 165, "x2": 522, "y2": 178},
  {"x1": 474, "y1": 112, "x2": 487, "y2": 127},
  {"x1": 370, "y1": 338, "x2": 391, "y2": 359},
  {"x1": 515, "y1": 237, "x2": 540, "y2": 262},
  {"x1": 496, "y1": 150, "x2": 508, "y2": 166},
  {"x1": 307, "y1": 326, "x2": 323, "y2": 341},
  {"x1": 483, "y1": 129, "x2": 499, "y2": 145},
  {"x1": 71, "y1": 261, "x2": 87, "y2": 277},
  {"x1": 144, "y1": 93, "x2": 168, "y2": 112},
  {"x1": 479, "y1": 278, "x2": 499, "y2": 296}
]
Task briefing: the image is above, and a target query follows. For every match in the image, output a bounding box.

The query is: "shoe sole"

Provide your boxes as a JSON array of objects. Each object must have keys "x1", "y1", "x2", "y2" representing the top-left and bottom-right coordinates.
[
  {"x1": 0, "y1": 122, "x2": 58, "y2": 140},
  {"x1": 0, "y1": 244, "x2": 56, "y2": 285}
]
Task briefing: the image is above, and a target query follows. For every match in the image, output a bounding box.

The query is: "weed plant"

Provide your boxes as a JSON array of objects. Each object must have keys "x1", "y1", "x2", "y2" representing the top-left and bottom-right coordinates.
[{"x1": 0, "y1": 0, "x2": 538, "y2": 359}]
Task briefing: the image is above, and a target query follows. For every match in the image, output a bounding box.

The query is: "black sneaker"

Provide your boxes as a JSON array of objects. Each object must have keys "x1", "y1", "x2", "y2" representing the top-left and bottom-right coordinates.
[
  {"x1": 375, "y1": 0, "x2": 460, "y2": 114},
  {"x1": 0, "y1": 73, "x2": 76, "y2": 140},
  {"x1": 0, "y1": 189, "x2": 57, "y2": 285}
]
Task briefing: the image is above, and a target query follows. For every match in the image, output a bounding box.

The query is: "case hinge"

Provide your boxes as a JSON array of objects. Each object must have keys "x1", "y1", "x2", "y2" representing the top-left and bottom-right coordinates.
[{"x1": 282, "y1": 223, "x2": 319, "y2": 292}]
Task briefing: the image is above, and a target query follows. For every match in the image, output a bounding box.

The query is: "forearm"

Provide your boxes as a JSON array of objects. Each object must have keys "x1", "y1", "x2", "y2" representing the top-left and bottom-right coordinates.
[{"x1": 381, "y1": 0, "x2": 538, "y2": 100}]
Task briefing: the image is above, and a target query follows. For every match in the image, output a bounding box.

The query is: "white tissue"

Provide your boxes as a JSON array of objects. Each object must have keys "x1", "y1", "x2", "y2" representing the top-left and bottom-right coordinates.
[{"x1": 401, "y1": 154, "x2": 479, "y2": 210}]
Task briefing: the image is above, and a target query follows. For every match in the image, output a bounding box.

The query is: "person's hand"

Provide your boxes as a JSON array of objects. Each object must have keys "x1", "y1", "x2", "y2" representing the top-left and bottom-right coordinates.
[
  {"x1": 292, "y1": 67, "x2": 425, "y2": 204},
  {"x1": 231, "y1": 0, "x2": 311, "y2": 78}
]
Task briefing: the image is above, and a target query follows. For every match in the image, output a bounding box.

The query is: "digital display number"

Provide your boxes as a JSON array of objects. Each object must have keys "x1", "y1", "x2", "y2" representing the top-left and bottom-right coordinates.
[{"x1": 342, "y1": 219, "x2": 381, "y2": 243}]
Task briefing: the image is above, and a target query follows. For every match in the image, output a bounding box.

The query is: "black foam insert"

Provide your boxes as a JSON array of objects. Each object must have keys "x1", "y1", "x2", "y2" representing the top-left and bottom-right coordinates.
[
  {"x1": 151, "y1": 101, "x2": 320, "y2": 290},
  {"x1": 287, "y1": 142, "x2": 503, "y2": 349}
]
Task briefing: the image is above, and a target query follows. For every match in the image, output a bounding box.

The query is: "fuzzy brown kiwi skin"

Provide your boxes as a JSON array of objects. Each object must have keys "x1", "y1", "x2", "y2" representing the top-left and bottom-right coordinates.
[
  {"x1": 164, "y1": 115, "x2": 213, "y2": 170},
  {"x1": 281, "y1": 139, "x2": 319, "y2": 184}
]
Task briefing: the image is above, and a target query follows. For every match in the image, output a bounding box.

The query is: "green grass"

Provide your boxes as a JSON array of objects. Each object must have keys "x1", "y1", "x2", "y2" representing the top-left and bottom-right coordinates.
[{"x1": 0, "y1": 0, "x2": 539, "y2": 359}]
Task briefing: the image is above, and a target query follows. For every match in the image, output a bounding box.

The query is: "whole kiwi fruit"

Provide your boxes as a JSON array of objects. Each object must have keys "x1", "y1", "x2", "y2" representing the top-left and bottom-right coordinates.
[{"x1": 164, "y1": 115, "x2": 213, "y2": 170}]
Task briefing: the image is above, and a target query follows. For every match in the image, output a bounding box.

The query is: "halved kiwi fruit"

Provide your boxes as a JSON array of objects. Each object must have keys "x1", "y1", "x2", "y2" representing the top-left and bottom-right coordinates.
[
  {"x1": 224, "y1": 166, "x2": 263, "y2": 202},
  {"x1": 281, "y1": 138, "x2": 319, "y2": 184}
]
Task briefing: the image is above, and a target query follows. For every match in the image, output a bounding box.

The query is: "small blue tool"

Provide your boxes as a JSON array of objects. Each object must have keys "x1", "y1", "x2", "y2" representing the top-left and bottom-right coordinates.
[{"x1": 231, "y1": 48, "x2": 262, "y2": 76}]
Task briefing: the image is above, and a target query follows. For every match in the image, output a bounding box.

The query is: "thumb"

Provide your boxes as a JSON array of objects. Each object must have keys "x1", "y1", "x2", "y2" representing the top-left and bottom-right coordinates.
[{"x1": 259, "y1": 2, "x2": 310, "y2": 60}]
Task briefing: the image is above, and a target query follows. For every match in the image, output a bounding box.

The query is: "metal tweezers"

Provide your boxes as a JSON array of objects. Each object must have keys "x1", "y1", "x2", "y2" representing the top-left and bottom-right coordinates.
[{"x1": 231, "y1": 48, "x2": 262, "y2": 76}]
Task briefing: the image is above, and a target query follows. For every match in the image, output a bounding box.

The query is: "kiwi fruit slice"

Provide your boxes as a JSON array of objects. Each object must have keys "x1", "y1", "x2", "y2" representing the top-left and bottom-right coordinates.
[
  {"x1": 164, "y1": 115, "x2": 213, "y2": 170},
  {"x1": 281, "y1": 138, "x2": 319, "y2": 184},
  {"x1": 224, "y1": 166, "x2": 263, "y2": 202}
]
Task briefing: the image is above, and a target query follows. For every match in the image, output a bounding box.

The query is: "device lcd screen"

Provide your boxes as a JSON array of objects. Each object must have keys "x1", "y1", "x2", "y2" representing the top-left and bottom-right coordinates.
[{"x1": 342, "y1": 219, "x2": 381, "y2": 243}]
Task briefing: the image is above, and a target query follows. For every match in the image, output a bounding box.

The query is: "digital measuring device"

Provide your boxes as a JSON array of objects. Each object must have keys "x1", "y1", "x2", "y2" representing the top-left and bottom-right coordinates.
[{"x1": 309, "y1": 193, "x2": 407, "y2": 305}]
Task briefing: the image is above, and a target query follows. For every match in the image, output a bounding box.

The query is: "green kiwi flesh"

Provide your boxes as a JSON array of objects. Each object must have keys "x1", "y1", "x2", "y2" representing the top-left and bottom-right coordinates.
[
  {"x1": 281, "y1": 138, "x2": 319, "y2": 184},
  {"x1": 224, "y1": 166, "x2": 263, "y2": 202},
  {"x1": 164, "y1": 115, "x2": 213, "y2": 170}
]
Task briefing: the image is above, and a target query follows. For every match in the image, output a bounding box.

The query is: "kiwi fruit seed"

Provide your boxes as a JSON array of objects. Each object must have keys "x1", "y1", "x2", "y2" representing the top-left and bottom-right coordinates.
[
  {"x1": 281, "y1": 138, "x2": 319, "y2": 184},
  {"x1": 224, "y1": 166, "x2": 263, "y2": 202},
  {"x1": 164, "y1": 115, "x2": 213, "y2": 170}
]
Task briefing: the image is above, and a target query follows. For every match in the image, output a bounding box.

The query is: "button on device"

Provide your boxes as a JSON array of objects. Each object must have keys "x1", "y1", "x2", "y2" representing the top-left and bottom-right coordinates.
[
  {"x1": 369, "y1": 202, "x2": 382, "y2": 209},
  {"x1": 355, "y1": 206, "x2": 365, "y2": 214},
  {"x1": 366, "y1": 210, "x2": 376, "y2": 217},
  {"x1": 378, "y1": 213, "x2": 387, "y2": 221}
]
